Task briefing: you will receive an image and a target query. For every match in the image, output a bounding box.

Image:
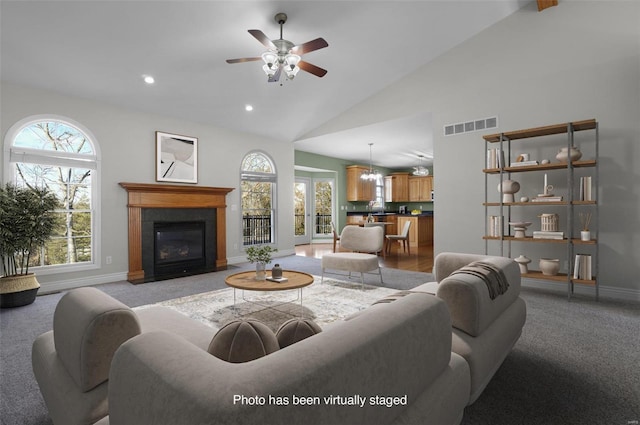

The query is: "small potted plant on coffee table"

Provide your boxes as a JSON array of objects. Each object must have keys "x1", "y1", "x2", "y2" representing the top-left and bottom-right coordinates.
[
  {"x1": 0, "y1": 183, "x2": 58, "y2": 308},
  {"x1": 245, "y1": 245, "x2": 277, "y2": 280}
]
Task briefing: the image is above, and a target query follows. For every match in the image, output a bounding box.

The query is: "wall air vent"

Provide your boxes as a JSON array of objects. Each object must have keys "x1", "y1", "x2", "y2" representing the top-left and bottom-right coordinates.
[{"x1": 444, "y1": 116, "x2": 498, "y2": 136}]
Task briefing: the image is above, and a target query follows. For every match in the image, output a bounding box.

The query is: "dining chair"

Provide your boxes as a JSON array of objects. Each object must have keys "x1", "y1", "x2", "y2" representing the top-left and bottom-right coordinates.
[
  {"x1": 364, "y1": 222, "x2": 387, "y2": 257},
  {"x1": 385, "y1": 220, "x2": 411, "y2": 255},
  {"x1": 330, "y1": 221, "x2": 340, "y2": 253}
]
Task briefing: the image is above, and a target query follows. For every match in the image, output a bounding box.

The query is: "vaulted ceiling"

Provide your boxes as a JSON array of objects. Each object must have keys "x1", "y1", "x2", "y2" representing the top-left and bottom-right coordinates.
[{"x1": 1, "y1": 1, "x2": 526, "y2": 168}]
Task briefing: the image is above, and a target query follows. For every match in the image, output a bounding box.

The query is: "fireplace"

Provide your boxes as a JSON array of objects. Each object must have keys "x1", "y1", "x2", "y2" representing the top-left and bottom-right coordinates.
[
  {"x1": 154, "y1": 221, "x2": 205, "y2": 279},
  {"x1": 141, "y1": 208, "x2": 216, "y2": 282},
  {"x1": 119, "y1": 183, "x2": 234, "y2": 284}
]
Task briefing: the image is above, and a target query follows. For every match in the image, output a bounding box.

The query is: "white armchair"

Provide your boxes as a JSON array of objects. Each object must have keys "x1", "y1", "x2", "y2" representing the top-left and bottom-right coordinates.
[{"x1": 320, "y1": 225, "x2": 384, "y2": 288}]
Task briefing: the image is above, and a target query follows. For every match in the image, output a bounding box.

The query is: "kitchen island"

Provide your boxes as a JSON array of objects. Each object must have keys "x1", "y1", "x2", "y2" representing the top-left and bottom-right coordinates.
[{"x1": 346, "y1": 212, "x2": 433, "y2": 246}]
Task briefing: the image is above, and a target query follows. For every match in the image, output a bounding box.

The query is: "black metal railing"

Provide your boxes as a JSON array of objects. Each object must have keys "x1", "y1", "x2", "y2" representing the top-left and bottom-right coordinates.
[
  {"x1": 295, "y1": 213, "x2": 332, "y2": 236},
  {"x1": 243, "y1": 213, "x2": 273, "y2": 245},
  {"x1": 315, "y1": 213, "x2": 332, "y2": 235}
]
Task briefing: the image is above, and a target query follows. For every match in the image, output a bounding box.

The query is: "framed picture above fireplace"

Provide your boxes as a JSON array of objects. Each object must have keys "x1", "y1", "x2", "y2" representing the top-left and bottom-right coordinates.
[{"x1": 156, "y1": 131, "x2": 198, "y2": 184}]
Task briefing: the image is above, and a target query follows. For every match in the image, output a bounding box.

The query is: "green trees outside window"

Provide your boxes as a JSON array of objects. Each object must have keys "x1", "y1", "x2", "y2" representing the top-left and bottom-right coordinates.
[{"x1": 7, "y1": 120, "x2": 97, "y2": 269}]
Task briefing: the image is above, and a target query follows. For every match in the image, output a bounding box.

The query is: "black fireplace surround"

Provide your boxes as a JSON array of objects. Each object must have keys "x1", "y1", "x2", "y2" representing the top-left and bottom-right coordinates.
[{"x1": 141, "y1": 208, "x2": 217, "y2": 282}]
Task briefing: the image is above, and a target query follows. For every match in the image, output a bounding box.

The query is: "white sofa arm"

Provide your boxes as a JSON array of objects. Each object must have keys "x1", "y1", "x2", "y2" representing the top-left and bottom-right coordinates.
[{"x1": 436, "y1": 254, "x2": 521, "y2": 336}]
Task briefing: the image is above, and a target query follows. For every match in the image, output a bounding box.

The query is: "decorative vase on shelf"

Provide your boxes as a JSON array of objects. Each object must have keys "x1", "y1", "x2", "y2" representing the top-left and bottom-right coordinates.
[
  {"x1": 255, "y1": 262, "x2": 266, "y2": 280},
  {"x1": 497, "y1": 179, "x2": 520, "y2": 203},
  {"x1": 514, "y1": 255, "x2": 531, "y2": 274},
  {"x1": 539, "y1": 258, "x2": 560, "y2": 276},
  {"x1": 555, "y1": 146, "x2": 582, "y2": 163}
]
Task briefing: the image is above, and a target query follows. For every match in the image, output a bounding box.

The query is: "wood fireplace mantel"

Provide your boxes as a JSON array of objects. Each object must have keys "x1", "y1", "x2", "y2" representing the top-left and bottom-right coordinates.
[{"x1": 119, "y1": 182, "x2": 234, "y2": 283}]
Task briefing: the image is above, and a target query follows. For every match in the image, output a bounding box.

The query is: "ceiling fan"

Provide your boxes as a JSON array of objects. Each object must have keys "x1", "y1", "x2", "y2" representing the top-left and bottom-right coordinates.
[{"x1": 226, "y1": 12, "x2": 328, "y2": 82}]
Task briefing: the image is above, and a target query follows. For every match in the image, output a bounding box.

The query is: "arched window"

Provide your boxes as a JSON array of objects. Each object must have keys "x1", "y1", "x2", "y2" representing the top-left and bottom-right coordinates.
[
  {"x1": 4, "y1": 116, "x2": 100, "y2": 272},
  {"x1": 240, "y1": 151, "x2": 276, "y2": 246}
]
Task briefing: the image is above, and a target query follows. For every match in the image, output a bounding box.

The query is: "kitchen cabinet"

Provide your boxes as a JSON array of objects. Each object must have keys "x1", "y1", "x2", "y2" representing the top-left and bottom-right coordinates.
[
  {"x1": 346, "y1": 165, "x2": 375, "y2": 202},
  {"x1": 408, "y1": 176, "x2": 433, "y2": 202},
  {"x1": 384, "y1": 173, "x2": 410, "y2": 202}
]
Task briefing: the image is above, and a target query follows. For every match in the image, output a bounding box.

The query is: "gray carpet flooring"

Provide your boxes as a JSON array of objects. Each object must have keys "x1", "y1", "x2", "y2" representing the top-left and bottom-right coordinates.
[{"x1": 1, "y1": 255, "x2": 638, "y2": 425}]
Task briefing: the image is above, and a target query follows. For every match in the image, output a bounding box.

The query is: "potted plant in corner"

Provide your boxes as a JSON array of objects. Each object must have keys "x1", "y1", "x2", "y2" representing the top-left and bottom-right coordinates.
[
  {"x1": 0, "y1": 183, "x2": 58, "y2": 308},
  {"x1": 245, "y1": 245, "x2": 277, "y2": 280}
]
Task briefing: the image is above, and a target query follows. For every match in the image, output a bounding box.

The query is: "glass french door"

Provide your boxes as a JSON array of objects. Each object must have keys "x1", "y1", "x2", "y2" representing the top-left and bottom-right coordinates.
[
  {"x1": 294, "y1": 178, "x2": 311, "y2": 245},
  {"x1": 313, "y1": 179, "x2": 334, "y2": 238}
]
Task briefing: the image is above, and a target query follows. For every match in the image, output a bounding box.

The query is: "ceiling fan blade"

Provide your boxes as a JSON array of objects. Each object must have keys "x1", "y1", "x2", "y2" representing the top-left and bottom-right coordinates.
[
  {"x1": 291, "y1": 37, "x2": 328, "y2": 55},
  {"x1": 268, "y1": 66, "x2": 282, "y2": 83},
  {"x1": 248, "y1": 29, "x2": 276, "y2": 50},
  {"x1": 298, "y1": 61, "x2": 328, "y2": 78},
  {"x1": 226, "y1": 57, "x2": 262, "y2": 64}
]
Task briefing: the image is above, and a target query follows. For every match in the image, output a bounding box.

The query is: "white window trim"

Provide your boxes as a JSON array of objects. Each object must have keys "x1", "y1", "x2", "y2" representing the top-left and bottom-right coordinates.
[{"x1": 3, "y1": 114, "x2": 102, "y2": 274}]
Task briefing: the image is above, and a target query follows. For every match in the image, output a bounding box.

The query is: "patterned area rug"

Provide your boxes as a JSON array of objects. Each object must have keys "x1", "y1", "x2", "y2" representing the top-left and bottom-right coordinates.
[{"x1": 136, "y1": 277, "x2": 399, "y2": 332}]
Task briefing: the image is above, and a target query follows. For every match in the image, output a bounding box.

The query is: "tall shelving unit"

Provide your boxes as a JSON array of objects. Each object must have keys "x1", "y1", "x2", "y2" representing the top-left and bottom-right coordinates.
[{"x1": 482, "y1": 119, "x2": 599, "y2": 300}]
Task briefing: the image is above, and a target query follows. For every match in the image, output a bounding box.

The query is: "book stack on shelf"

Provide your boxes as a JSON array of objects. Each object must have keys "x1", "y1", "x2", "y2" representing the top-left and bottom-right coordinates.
[
  {"x1": 488, "y1": 215, "x2": 503, "y2": 237},
  {"x1": 531, "y1": 195, "x2": 563, "y2": 202},
  {"x1": 486, "y1": 148, "x2": 505, "y2": 168},
  {"x1": 573, "y1": 254, "x2": 592, "y2": 280},
  {"x1": 533, "y1": 231, "x2": 564, "y2": 240},
  {"x1": 579, "y1": 176, "x2": 593, "y2": 201},
  {"x1": 509, "y1": 160, "x2": 539, "y2": 167}
]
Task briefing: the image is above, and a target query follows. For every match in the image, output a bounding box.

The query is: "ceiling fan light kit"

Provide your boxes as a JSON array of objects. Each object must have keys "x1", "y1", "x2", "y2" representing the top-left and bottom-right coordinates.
[{"x1": 226, "y1": 12, "x2": 328, "y2": 83}]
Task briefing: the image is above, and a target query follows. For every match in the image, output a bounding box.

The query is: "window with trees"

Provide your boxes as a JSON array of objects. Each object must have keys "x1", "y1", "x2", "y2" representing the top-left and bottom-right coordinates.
[
  {"x1": 4, "y1": 117, "x2": 99, "y2": 271},
  {"x1": 241, "y1": 151, "x2": 276, "y2": 246},
  {"x1": 314, "y1": 179, "x2": 334, "y2": 236}
]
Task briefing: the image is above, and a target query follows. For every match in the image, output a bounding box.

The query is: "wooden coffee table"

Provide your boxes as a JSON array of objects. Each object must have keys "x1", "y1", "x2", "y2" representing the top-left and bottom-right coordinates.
[{"x1": 224, "y1": 270, "x2": 314, "y2": 315}]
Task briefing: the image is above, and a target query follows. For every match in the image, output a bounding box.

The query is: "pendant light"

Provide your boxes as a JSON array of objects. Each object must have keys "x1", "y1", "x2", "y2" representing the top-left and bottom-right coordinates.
[{"x1": 361, "y1": 143, "x2": 382, "y2": 181}]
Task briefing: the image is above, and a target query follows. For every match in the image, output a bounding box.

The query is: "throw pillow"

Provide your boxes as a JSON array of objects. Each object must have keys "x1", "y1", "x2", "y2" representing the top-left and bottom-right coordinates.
[
  {"x1": 208, "y1": 319, "x2": 279, "y2": 363},
  {"x1": 276, "y1": 318, "x2": 322, "y2": 348}
]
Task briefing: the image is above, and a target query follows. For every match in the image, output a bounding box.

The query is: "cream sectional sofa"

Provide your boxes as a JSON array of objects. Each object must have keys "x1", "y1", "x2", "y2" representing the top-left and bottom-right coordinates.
[
  {"x1": 101, "y1": 292, "x2": 470, "y2": 425},
  {"x1": 32, "y1": 252, "x2": 525, "y2": 425}
]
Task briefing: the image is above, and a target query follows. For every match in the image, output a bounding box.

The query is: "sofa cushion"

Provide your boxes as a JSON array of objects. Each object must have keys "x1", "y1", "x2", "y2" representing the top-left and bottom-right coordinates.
[
  {"x1": 321, "y1": 252, "x2": 380, "y2": 272},
  {"x1": 208, "y1": 319, "x2": 279, "y2": 363},
  {"x1": 53, "y1": 287, "x2": 141, "y2": 392},
  {"x1": 276, "y1": 318, "x2": 322, "y2": 348},
  {"x1": 136, "y1": 306, "x2": 217, "y2": 351},
  {"x1": 371, "y1": 290, "x2": 414, "y2": 305}
]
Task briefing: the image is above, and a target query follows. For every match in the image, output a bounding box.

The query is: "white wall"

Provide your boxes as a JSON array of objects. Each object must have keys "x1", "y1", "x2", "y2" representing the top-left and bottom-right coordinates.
[
  {"x1": 1, "y1": 82, "x2": 295, "y2": 291},
  {"x1": 302, "y1": 1, "x2": 640, "y2": 300}
]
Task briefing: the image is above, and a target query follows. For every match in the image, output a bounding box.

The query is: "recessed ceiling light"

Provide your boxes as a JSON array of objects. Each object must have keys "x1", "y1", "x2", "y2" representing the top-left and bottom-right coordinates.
[
  {"x1": 245, "y1": 104, "x2": 254, "y2": 112},
  {"x1": 143, "y1": 75, "x2": 155, "y2": 84}
]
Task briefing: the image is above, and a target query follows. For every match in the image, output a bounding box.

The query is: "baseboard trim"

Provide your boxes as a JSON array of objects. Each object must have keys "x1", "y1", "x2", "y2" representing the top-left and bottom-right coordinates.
[
  {"x1": 38, "y1": 272, "x2": 129, "y2": 295},
  {"x1": 227, "y1": 249, "x2": 296, "y2": 265},
  {"x1": 36, "y1": 250, "x2": 299, "y2": 294},
  {"x1": 522, "y1": 279, "x2": 640, "y2": 302}
]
